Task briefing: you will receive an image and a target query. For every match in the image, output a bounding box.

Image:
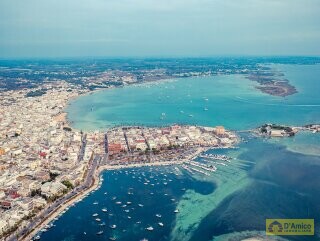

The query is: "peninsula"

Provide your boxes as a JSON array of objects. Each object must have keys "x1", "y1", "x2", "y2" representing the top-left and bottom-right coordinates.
[{"x1": 245, "y1": 68, "x2": 297, "y2": 97}]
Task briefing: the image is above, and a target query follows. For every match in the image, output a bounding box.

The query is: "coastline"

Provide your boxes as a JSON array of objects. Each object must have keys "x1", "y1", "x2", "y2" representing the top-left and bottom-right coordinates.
[{"x1": 21, "y1": 146, "x2": 205, "y2": 241}]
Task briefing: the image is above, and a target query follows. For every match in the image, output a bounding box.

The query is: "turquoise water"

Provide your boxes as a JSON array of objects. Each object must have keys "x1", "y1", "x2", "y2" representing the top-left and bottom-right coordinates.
[
  {"x1": 42, "y1": 64, "x2": 320, "y2": 241},
  {"x1": 67, "y1": 64, "x2": 320, "y2": 131}
]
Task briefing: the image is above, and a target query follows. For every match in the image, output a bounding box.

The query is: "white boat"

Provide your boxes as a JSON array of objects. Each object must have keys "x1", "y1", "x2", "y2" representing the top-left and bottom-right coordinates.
[
  {"x1": 174, "y1": 209, "x2": 179, "y2": 213},
  {"x1": 158, "y1": 222, "x2": 164, "y2": 227},
  {"x1": 109, "y1": 237, "x2": 117, "y2": 241},
  {"x1": 155, "y1": 214, "x2": 162, "y2": 218},
  {"x1": 92, "y1": 213, "x2": 99, "y2": 217},
  {"x1": 93, "y1": 201, "x2": 98, "y2": 205},
  {"x1": 102, "y1": 208, "x2": 108, "y2": 212},
  {"x1": 96, "y1": 231, "x2": 104, "y2": 235},
  {"x1": 189, "y1": 114, "x2": 194, "y2": 117},
  {"x1": 34, "y1": 235, "x2": 41, "y2": 240},
  {"x1": 95, "y1": 218, "x2": 101, "y2": 222},
  {"x1": 138, "y1": 204, "x2": 144, "y2": 207},
  {"x1": 110, "y1": 224, "x2": 117, "y2": 229},
  {"x1": 116, "y1": 201, "x2": 122, "y2": 205},
  {"x1": 204, "y1": 108, "x2": 208, "y2": 111},
  {"x1": 146, "y1": 226, "x2": 154, "y2": 231}
]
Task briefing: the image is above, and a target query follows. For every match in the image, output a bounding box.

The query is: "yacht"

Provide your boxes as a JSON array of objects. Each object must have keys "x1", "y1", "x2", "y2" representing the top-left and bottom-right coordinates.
[
  {"x1": 146, "y1": 226, "x2": 154, "y2": 231},
  {"x1": 158, "y1": 222, "x2": 164, "y2": 227},
  {"x1": 110, "y1": 224, "x2": 117, "y2": 229},
  {"x1": 93, "y1": 201, "x2": 98, "y2": 205},
  {"x1": 92, "y1": 213, "x2": 99, "y2": 217},
  {"x1": 204, "y1": 108, "x2": 208, "y2": 111},
  {"x1": 116, "y1": 201, "x2": 122, "y2": 205},
  {"x1": 96, "y1": 231, "x2": 104, "y2": 235},
  {"x1": 102, "y1": 208, "x2": 108, "y2": 212},
  {"x1": 155, "y1": 214, "x2": 162, "y2": 218},
  {"x1": 34, "y1": 235, "x2": 41, "y2": 240},
  {"x1": 189, "y1": 114, "x2": 194, "y2": 117},
  {"x1": 95, "y1": 218, "x2": 101, "y2": 222},
  {"x1": 174, "y1": 209, "x2": 179, "y2": 213},
  {"x1": 138, "y1": 204, "x2": 144, "y2": 207},
  {"x1": 109, "y1": 237, "x2": 117, "y2": 241}
]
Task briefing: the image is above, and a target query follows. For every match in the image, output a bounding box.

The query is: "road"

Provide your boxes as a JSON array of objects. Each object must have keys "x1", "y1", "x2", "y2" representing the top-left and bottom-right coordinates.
[{"x1": 5, "y1": 154, "x2": 101, "y2": 241}]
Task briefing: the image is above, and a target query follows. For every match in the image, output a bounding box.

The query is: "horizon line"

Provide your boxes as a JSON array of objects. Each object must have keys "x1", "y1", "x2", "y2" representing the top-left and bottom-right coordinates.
[{"x1": 1, "y1": 55, "x2": 320, "y2": 61}]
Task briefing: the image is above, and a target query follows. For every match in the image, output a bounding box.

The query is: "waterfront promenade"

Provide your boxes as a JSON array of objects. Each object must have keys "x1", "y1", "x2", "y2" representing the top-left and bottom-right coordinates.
[{"x1": 18, "y1": 146, "x2": 205, "y2": 241}]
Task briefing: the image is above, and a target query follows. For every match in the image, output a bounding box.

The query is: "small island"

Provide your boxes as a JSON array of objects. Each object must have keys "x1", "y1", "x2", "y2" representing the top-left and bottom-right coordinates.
[{"x1": 255, "y1": 123, "x2": 320, "y2": 137}]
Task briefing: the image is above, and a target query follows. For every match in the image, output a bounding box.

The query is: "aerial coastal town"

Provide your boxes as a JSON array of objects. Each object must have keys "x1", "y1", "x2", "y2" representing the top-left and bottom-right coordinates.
[{"x1": 0, "y1": 81, "x2": 238, "y2": 240}]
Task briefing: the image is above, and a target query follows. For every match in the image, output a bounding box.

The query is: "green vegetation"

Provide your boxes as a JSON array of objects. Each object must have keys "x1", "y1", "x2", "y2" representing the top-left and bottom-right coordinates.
[
  {"x1": 49, "y1": 172, "x2": 59, "y2": 181},
  {"x1": 61, "y1": 180, "x2": 74, "y2": 189},
  {"x1": 25, "y1": 89, "x2": 47, "y2": 97},
  {"x1": 30, "y1": 189, "x2": 41, "y2": 197},
  {"x1": 63, "y1": 127, "x2": 72, "y2": 132}
]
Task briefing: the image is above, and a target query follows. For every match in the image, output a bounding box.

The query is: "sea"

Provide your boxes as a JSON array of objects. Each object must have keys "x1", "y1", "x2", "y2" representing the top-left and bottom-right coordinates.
[{"x1": 40, "y1": 64, "x2": 320, "y2": 241}]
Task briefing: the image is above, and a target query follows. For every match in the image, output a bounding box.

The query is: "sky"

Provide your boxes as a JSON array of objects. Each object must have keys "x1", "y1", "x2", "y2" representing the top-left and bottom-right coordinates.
[{"x1": 0, "y1": 0, "x2": 320, "y2": 58}]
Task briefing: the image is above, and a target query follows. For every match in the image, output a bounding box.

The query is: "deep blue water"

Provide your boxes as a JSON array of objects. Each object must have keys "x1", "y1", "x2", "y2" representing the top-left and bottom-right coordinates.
[{"x1": 40, "y1": 167, "x2": 215, "y2": 241}]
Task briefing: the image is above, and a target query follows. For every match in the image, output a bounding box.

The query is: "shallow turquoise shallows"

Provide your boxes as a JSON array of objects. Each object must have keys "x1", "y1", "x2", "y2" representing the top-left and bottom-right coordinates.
[{"x1": 67, "y1": 64, "x2": 320, "y2": 131}]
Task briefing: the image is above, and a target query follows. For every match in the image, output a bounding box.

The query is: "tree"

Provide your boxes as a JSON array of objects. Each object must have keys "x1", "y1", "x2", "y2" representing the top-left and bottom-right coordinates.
[{"x1": 61, "y1": 180, "x2": 74, "y2": 189}]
